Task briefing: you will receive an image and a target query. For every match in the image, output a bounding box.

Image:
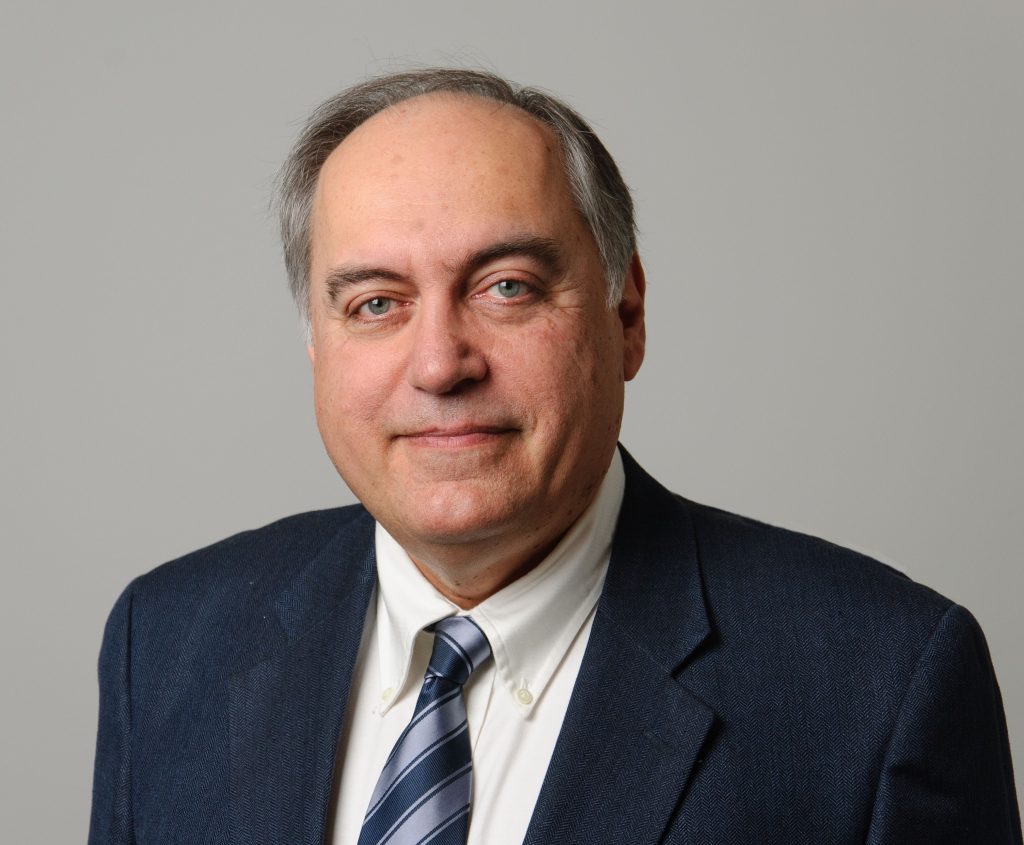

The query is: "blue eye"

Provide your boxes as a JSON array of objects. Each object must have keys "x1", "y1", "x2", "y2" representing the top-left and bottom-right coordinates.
[
  {"x1": 494, "y1": 279, "x2": 524, "y2": 298},
  {"x1": 362, "y1": 297, "x2": 392, "y2": 316}
]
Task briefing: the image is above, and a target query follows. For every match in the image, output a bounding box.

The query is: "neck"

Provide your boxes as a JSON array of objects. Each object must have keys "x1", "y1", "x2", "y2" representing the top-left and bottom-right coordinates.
[{"x1": 408, "y1": 534, "x2": 565, "y2": 608}]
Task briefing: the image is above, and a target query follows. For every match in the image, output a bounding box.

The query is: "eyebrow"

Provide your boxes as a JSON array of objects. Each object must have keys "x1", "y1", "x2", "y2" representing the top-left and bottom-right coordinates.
[
  {"x1": 324, "y1": 265, "x2": 406, "y2": 302},
  {"x1": 453, "y1": 235, "x2": 565, "y2": 278},
  {"x1": 322, "y1": 235, "x2": 566, "y2": 302}
]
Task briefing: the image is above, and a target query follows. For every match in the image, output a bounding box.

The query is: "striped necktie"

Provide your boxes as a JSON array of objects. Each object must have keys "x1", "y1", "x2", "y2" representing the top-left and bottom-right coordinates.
[{"x1": 358, "y1": 616, "x2": 492, "y2": 845}]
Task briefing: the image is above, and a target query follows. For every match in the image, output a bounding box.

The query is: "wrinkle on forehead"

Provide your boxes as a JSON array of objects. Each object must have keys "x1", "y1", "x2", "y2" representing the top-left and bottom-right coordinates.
[
  {"x1": 309, "y1": 94, "x2": 579, "y2": 275},
  {"x1": 316, "y1": 94, "x2": 563, "y2": 203},
  {"x1": 361, "y1": 91, "x2": 552, "y2": 145}
]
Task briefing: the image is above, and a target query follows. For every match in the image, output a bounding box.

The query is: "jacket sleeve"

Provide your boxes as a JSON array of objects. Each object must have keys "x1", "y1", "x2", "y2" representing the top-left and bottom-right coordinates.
[
  {"x1": 88, "y1": 582, "x2": 136, "y2": 845},
  {"x1": 866, "y1": 602, "x2": 1022, "y2": 844}
]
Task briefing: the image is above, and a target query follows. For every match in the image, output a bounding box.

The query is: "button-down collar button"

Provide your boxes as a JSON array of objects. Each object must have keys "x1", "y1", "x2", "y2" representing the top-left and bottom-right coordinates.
[{"x1": 515, "y1": 687, "x2": 534, "y2": 706}]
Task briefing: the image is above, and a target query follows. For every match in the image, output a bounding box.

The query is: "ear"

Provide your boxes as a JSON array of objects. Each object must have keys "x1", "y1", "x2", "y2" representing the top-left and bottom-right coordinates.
[
  {"x1": 306, "y1": 343, "x2": 316, "y2": 367},
  {"x1": 618, "y1": 253, "x2": 646, "y2": 381}
]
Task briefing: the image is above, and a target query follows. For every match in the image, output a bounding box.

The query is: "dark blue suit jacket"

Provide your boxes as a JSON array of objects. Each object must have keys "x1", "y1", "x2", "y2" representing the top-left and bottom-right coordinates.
[{"x1": 89, "y1": 450, "x2": 1022, "y2": 843}]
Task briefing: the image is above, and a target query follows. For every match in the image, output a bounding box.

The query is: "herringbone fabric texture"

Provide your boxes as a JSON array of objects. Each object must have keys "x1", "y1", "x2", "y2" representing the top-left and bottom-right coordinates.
[{"x1": 357, "y1": 616, "x2": 491, "y2": 845}]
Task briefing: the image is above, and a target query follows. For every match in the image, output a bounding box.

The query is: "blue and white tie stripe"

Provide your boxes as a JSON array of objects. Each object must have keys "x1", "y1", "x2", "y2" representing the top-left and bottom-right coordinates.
[{"x1": 358, "y1": 616, "x2": 492, "y2": 845}]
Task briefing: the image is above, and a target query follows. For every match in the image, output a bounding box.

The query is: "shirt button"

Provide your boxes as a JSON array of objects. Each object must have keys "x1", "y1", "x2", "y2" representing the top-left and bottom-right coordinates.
[
  {"x1": 381, "y1": 687, "x2": 395, "y2": 703},
  {"x1": 516, "y1": 688, "x2": 534, "y2": 705}
]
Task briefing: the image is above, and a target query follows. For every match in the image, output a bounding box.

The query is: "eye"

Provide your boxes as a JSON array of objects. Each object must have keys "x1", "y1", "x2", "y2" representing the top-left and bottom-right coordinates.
[
  {"x1": 491, "y1": 279, "x2": 526, "y2": 299},
  {"x1": 358, "y1": 296, "x2": 392, "y2": 316}
]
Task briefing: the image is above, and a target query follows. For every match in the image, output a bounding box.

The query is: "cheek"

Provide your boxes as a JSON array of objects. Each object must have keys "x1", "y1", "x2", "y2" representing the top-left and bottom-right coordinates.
[
  {"x1": 312, "y1": 350, "x2": 385, "y2": 441},
  {"x1": 502, "y1": 318, "x2": 610, "y2": 424},
  {"x1": 500, "y1": 319, "x2": 577, "y2": 386},
  {"x1": 556, "y1": 315, "x2": 626, "y2": 429},
  {"x1": 546, "y1": 310, "x2": 619, "y2": 384}
]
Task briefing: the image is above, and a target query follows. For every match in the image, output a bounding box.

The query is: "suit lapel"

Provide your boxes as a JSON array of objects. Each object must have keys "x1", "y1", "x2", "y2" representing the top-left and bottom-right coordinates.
[
  {"x1": 224, "y1": 452, "x2": 713, "y2": 844},
  {"x1": 523, "y1": 449, "x2": 717, "y2": 845},
  {"x1": 228, "y1": 509, "x2": 376, "y2": 845}
]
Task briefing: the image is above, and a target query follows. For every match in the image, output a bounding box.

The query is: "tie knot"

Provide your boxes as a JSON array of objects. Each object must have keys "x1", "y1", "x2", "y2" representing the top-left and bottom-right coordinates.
[{"x1": 426, "y1": 616, "x2": 492, "y2": 686}]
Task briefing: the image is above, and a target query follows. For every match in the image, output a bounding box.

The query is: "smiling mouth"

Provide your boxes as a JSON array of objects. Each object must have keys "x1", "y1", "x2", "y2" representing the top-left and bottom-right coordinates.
[{"x1": 398, "y1": 426, "x2": 515, "y2": 448}]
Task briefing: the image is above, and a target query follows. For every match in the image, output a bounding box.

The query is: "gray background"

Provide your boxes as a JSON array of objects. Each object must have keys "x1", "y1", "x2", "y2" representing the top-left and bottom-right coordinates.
[{"x1": 2, "y1": 0, "x2": 1021, "y2": 837}]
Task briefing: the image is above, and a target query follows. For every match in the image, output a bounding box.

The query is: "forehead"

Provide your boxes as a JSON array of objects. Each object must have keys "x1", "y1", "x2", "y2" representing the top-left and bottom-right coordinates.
[{"x1": 310, "y1": 94, "x2": 582, "y2": 263}]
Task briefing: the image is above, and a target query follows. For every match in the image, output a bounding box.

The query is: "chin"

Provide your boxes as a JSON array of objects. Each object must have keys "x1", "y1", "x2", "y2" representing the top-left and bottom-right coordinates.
[{"x1": 390, "y1": 484, "x2": 526, "y2": 548}]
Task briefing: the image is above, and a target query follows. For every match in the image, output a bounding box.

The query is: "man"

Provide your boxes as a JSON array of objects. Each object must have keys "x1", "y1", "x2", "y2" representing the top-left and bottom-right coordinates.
[{"x1": 89, "y1": 69, "x2": 1021, "y2": 844}]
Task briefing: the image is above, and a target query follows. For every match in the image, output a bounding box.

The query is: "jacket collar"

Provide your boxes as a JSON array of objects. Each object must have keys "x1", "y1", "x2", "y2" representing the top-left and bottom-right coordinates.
[
  {"x1": 228, "y1": 507, "x2": 376, "y2": 845},
  {"x1": 227, "y1": 446, "x2": 715, "y2": 845},
  {"x1": 599, "y1": 446, "x2": 710, "y2": 673},
  {"x1": 523, "y1": 446, "x2": 716, "y2": 844}
]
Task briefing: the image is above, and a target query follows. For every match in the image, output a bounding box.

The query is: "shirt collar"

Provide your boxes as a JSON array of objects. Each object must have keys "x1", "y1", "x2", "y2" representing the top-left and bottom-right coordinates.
[{"x1": 373, "y1": 450, "x2": 625, "y2": 717}]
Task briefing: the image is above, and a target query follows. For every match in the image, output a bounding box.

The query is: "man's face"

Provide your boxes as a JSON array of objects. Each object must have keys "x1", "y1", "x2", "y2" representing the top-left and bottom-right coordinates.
[{"x1": 307, "y1": 94, "x2": 645, "y2": 564}]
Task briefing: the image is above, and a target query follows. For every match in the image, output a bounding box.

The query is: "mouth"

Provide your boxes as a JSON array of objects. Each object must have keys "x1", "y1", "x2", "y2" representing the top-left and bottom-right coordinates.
[{"x1": 397, "y1": 425, "x2": 516, "y2": 448}]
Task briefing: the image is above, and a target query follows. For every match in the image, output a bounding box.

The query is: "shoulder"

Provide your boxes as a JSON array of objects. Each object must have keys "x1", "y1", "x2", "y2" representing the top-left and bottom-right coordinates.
[
  {"x1": 132, "y1": 504, "x2": 368, "y2": 596},
  {"x1": 617, "y1": 449, "x2": 956, "y2": 661},
  {"x1": 104, "y1": 504, "x2": 371, "y2": 673},
  {"x1": 681, "y1": 496, "x2": 956, "y2": 686},
  {"x1": 686, "y1": 497, "x2": 949, "y2": 613}
]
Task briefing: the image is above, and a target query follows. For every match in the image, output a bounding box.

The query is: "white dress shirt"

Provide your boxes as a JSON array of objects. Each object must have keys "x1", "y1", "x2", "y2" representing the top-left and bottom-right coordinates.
[{"x1": 330, "y1": 451, "x2": 625, "y2": 845}]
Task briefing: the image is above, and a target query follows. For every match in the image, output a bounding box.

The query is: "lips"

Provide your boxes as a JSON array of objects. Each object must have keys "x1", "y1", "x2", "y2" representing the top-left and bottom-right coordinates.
[
  {"x1": 404, "y1": 424, "x2": 511, "y2": 437},
  {"x1": 397, "y1": 424, "x2": 515, "y2": 447}
]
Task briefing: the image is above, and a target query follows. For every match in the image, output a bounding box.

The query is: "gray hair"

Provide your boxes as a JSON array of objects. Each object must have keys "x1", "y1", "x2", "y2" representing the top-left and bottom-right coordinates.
[{"x1": 275, "y1": 68, "x2": 636, "y2": 326}]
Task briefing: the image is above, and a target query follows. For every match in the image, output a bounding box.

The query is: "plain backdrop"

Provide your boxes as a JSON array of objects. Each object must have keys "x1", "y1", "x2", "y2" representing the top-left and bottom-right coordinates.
[{"x1": 2, "y1": 0, "x2": 1021, "y2": 838}]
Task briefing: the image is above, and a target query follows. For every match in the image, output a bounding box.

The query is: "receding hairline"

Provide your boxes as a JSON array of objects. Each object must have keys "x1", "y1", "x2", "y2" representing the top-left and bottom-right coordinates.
[
  {"x1": 347, "y1": 88, "x2": 553, "y2": 133},
  {"x1": 308, "y1": 90, "x2": 592, "y2": 257},
  {"x1": 312, "y1": 90, "x2": 567, "y2": 194}
]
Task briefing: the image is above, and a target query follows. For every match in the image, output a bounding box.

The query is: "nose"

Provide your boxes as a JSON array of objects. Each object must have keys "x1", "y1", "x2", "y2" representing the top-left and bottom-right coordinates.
[{"x1": 405, "y1": 300, "x2": 488, "y2": 395}]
